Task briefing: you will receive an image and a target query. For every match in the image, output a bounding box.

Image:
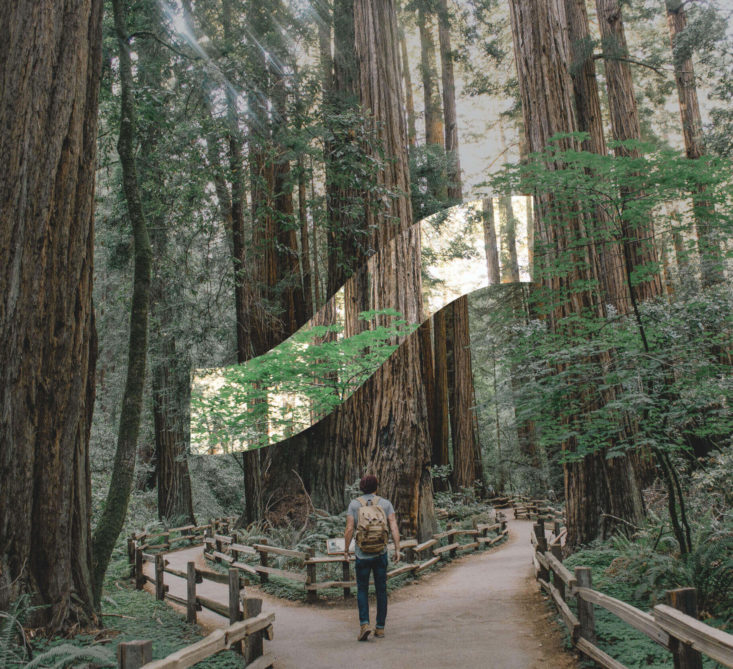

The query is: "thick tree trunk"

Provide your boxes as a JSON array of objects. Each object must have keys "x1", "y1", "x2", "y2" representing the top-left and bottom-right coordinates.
[
  {"x1": 437, "y1": 0, "x2": 462, "y2": 201},
  {"x1": 596, "y1": 0, "x2": 662, "y2": 302},
  {"x1": 509, "y1": 0, "x2": 644, "y2": 548},
  {"x1": 0, "y1": 0, "x2": 101, "y2": 632},
  {"x1": 93, "y1": 0, "x2": 153, "y2": 604},
  {"x1": 450, "y1": 297, "x2": 482, "y2": 491},
  {"x1": 666, "y1": 0, "x2": 724, "y2": 287}
]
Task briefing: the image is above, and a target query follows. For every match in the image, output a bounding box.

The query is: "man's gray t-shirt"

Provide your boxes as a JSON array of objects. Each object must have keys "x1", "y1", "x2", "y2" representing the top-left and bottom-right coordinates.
[{"x1": 348, "y1": 493, "x2": 395, "y2": 559}]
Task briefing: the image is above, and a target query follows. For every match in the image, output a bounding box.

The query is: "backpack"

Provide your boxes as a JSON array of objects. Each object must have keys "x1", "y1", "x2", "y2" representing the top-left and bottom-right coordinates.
[{"x1": 355, "y1": 496, "x2": 389, "y2": 554}]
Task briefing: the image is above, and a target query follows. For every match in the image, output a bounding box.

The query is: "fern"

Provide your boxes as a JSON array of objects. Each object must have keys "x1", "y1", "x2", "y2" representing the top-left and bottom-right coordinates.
[{"x1": 24, "y1": 643, "x2": 115, "y2": 668}]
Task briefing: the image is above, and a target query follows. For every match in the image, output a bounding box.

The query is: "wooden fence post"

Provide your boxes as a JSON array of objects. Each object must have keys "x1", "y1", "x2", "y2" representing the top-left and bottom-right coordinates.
[
  {"x1": 117, "y1": 640, "x2": 152, "y2": 669},
  {"x1": 155, "y1": 554, "x2": 165, "y2": 600},
  {"x1": 231, "y1": 531, "x2": 239, "y2": 563},
  {"x1": 666, "y1": 588, "x2": 703, "y2": 669},
  {"x1": 135, "y1": 548, "x2": 144, "y2": 590},
  {"x1": 551, "y1": 543, "x2": 565, "y2": 601},
  {"x1": 242, "y1": 597, "x2": 264, "y2": 665},
  {"x1": 342, "y1": 558, "x2": 351, "y2": 599},
  {"x1": 127, "y1": 537, "x2": 135, "y2": 565},
  {"x1": 534, "y1": 523, "x2": 549, "y2": 582},
  {"x1": 553, "y1": 520, "x2": 561, "y2": 538},
  {"x1": 575, "y1": 566, "x2": 596, "y2": 643},
  {"x1": 259, "y1": 538, "x2": 269, "y2": 582},
  {"x1": 305, "y1": 547, "x2": 317, "y2": 603},
  {"x1": 186, "y1": 561, "x2": 197, "y2": 624}
]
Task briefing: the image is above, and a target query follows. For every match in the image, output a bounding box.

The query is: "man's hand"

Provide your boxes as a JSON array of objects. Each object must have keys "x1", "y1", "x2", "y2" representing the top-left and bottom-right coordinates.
[
  {"x1": 393, "y1": 549, "x2": 401, "y2": 563},
  {"x1": 344, "y1": 550, "x2": 350, "y2": 561}
]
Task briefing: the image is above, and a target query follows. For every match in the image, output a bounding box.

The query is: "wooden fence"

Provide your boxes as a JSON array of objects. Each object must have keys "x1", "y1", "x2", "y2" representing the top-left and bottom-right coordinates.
[
  {"x1": 117, "y1": 610, "x2": 274, "y2": 669},
  {"x1": 530, "y1": 520, "x2": 733, "y2": 669},
  {"x1": 198, "y1": 516, "x2": 509, "y2": 602}
]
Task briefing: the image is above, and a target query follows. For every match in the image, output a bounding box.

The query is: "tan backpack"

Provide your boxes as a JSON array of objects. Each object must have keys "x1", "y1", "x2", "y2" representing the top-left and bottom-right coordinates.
[{"x1": 355, "y1": 496, "x2": 389, "y2": 554}]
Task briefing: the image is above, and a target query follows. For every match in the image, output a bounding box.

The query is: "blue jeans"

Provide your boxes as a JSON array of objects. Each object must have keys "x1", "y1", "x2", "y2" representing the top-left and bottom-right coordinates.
[{"x1": 355, "y1": 552, "x2": 388, "y2": 628}]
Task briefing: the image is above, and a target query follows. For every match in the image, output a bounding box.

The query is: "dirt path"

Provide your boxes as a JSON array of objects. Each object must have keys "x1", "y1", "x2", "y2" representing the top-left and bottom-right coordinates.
[{"x1": 145, "y1": 516, "x2": 578, "y2": 668}]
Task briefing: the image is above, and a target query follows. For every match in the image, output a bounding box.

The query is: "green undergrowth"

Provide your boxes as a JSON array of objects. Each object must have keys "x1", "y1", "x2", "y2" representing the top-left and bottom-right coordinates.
[
  {"x1": 14, "y1": 548, "x2": 246, "y2": 669},
  {"x1": 559, "y1": 519, "x2": 731, "y2": 667}
]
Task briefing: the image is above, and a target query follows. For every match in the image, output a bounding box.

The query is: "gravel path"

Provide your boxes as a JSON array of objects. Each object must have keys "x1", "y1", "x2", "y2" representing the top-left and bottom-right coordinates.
[{"x1": 145, "y1": 515, "x2": 578, "y2": 668}]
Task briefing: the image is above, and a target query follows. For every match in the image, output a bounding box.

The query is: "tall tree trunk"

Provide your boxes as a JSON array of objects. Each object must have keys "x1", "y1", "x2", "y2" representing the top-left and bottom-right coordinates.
[
  {"x1": 347, "y1": 0, "x2": 436, "y2": 538},
  {"x1": 665, "y1": 0, "x2": 724, "y2": 287},
  {"x1": 432, "y1": 310, "x2": 452, "y2": 476},
  {"x1": 509, "y1": 0, "x2": 644, "y2": 548},
  {"x1": 417, "y1": 4, "x2": 444, "y2": 147},
  {"x1": 93, "y1": 0, "x2": 153, "y2": 603},
  {"x1": 137, "y1": 16, "x2": 196, "y2": 523},
  {"x1": 564, "y1": 0, "x2": 629, "y2": 313},
  {"x1": 0, "y1": 0, "x2": 101, "y2": 632},
  {"x1": 437, "y1": 0, "x2": 462, "y2": 201},
  {"x1": 399, "y1": 28, "x2": 418, "y2": 147},
  {"x1": 596, "y1": 0, "x2": 662, "y2": 302}
]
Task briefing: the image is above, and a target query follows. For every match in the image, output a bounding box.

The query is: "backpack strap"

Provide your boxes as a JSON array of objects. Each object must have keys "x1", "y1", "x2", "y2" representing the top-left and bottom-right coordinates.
[{"x1": 358, "y1": 496, "x2": 367, "y2": 507}]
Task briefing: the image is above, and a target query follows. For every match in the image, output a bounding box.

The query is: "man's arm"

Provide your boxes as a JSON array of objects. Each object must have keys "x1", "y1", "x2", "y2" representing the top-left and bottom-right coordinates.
[
  {"x1": 344, "y1": 514, "x2": 354, "y2": 560},
  {"x1": 388, "y1": 513, "x2": 400, "y2": 562}
]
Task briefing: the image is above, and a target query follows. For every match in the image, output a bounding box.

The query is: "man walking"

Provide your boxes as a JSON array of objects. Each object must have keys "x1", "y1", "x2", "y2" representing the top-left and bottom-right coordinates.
[{"x1": 344, "y1": 474, "x2": 401, "y2": 641}]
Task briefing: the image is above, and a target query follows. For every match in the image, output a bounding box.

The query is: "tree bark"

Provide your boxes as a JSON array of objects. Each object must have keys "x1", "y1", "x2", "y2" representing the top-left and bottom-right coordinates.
[
  {"x1": 93, "y1": 0, "x2": 153, "y2": 604},
  {"x1": 596, "y1": 0, "x2": 663, "y2": 302},
  {"x1": 499, "y1": 196, "x2": 521, "y2": 283},
  {"x1": 509, "y1": 0, "x2": 645, "y2": 548},
  {"x1": 450, "y1": 297, "x2": 483, "y2": 491},
  {"x1": 0, "y1": 0, "x2": 101, "y2": 632}
]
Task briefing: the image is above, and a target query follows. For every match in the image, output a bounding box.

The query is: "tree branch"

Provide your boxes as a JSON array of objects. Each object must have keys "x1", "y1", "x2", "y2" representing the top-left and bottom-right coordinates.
[{"x1": 593, "y1": 52, "x2": 668, "y2": 77}]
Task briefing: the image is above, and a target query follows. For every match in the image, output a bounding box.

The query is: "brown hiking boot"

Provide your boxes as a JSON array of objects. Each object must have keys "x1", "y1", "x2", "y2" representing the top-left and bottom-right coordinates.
[
  {"x1": 358, "y1": 624, "x2": 371, "y2": 641},
  {"x1": 374, "y1": 628, "x2": 385, "y2": 638}
]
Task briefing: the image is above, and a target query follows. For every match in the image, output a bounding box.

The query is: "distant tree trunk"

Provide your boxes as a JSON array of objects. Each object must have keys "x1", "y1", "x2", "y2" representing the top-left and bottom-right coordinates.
[
  {"x1": 418, "y1": 5, "x2": 444, "y2": 147},
  {"x1": 509, "y1": 0, "x2": 645, "y2": 548},
  {"x1": 438, "y1": 0, "x2": 462, "y2": 201},
  {"x1": 482, "y1": 198, "x2": 502, "y2": 284},
  {"x1": 499, "y1": 196, "x2": 521, "y2": 283},
  {"x1": 93, "y1": 0, "x2": 153, "y2": 603},
  {"x1": 432, "y1": 309, "x2": 452, "y2": 477},
  {"x1": 400, "y1": 28, "x2": 418, "y2": 147},
  {"x1": 665, "y1": 0, "x2": 724, "y2": 287},
  {"x1": 0, "y1": 0, "x2": 101, "y2": 632},
  {"x1": 596, "y1": 0, "x2": 662, "y2": 302},
  {"x1": 151, "y1": 336, "x2": 195, "y2": 524},
  {"x1": 564, "y1": 0, "x2": 629, "y2": 313},
  {"x1": 136, "y1": 5, "x2": 196, "y2": 523}
]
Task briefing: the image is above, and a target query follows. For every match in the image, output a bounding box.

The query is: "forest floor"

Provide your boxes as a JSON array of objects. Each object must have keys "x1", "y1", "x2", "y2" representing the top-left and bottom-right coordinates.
[{"x1": 144, "y1": 512, "x2": 579, "y2": 668}]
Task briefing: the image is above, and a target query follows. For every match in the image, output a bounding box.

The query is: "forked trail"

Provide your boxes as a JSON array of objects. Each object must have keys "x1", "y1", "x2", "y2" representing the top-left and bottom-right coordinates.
[{"x1": 147, "y1": 514, "x2": 578, "y2": 669}]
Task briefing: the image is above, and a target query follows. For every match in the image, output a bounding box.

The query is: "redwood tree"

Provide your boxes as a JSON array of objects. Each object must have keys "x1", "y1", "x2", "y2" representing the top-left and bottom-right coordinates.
[
  {"x1": 0, "y1": 0, "x2": 102, "y2": 631},
  {"x1": 509, "y1": 0, "x2": 645, "y2": 547}
]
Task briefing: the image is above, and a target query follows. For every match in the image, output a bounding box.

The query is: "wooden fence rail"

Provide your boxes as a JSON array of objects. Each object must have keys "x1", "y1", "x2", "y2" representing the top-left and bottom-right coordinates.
[
  {"x1": 194, "y1": 515, "x2": 509, "y2": 602},
  {"x1": 530, "y1": 523, "x2": 733, "y2": 669}
]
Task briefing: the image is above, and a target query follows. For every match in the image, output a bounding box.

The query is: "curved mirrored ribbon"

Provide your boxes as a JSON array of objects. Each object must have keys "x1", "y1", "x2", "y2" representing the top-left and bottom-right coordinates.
[{"x1": 191, "y1": 196, "x2": 532, "y2": 454}]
